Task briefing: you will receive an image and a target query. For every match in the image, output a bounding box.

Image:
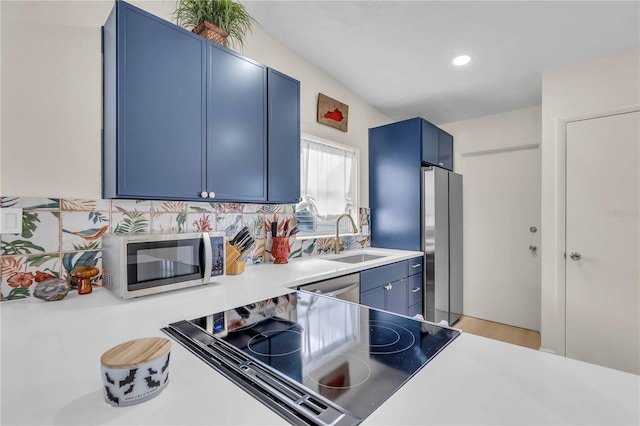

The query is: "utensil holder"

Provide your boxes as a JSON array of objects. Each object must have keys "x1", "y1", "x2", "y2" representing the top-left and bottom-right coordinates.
[{"x1": 271, "y1": 236, "x2": 290, "y2": 264}]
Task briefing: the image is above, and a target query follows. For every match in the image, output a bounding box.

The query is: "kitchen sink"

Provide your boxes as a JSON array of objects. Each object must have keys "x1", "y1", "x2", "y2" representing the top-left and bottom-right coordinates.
[{"x1": 322, "y1": 253, "x2": 387, "y2": 264}]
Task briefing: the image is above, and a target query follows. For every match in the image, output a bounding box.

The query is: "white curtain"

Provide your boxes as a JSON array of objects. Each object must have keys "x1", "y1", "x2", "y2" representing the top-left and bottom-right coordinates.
[{"x1": 298, "y1": 137, "x2": 355, "y2": 220}]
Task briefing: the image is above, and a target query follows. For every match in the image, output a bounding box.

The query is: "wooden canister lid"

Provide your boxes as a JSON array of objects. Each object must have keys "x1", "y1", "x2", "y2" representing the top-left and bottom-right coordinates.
[{"x1": 101, "y1": 337, "x2": 171, "y2": 369}]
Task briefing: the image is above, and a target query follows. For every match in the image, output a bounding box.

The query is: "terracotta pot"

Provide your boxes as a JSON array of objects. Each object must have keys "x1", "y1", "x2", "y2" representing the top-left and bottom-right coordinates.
[{"x1": 271, "y1": 237, "x2": 290, "y2": 264}]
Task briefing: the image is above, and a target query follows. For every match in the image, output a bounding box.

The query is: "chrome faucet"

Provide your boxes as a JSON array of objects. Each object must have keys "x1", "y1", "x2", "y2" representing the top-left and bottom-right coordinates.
[{"x1": 335, "y1": 213, "x2": 358, "y2": 254}]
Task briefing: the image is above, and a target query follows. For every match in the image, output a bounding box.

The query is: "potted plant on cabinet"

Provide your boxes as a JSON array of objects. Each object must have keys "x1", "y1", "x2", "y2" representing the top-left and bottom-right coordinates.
[{"x1": 174, "y1": 0, "x2": 255, "y2": 50}]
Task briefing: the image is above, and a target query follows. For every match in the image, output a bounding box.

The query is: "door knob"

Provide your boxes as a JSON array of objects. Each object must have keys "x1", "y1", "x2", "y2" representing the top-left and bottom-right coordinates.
[
  {"x1": 570, "y1": 252, "x2": 581, "y2": 261},
  {"x1": 529, "y1": 245, "x2": 537, "y2": 253}
]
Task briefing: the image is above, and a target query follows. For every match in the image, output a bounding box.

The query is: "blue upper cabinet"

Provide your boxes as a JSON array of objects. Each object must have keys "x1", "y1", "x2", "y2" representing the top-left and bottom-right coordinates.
[
  {"x1": 438, "y1": 130, "x2": 454, "y2": 171},
  {"x1": 369, "y1": 117, "x2": 454, "y2": 250},
  {"x1": 421, "y1": 120, "x2": 439, "y2": 166},
  {"x1": 369, "y1": 119, "x2": 422, "y2": 251},
  {"x1": 421, "y1": 119, "x2": 453, "y2": 171},
  {"x1": 207, "y1": 44, "x2": 267, "y2": 202},
  {"x1": 103, "y1": 1, "x2": 207, "y2": 200},
  {"x1": 103, "y1": 1, "x2": 299, "y2": 202},
  {"x1": 267, "y1": 68, "x2": 301, "y2": 203}
]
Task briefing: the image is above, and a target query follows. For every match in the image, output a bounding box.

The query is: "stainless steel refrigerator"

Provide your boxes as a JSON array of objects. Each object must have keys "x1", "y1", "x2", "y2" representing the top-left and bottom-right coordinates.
[{"x1": 422, "y1": 166, "x2": 463, "y2": 326}]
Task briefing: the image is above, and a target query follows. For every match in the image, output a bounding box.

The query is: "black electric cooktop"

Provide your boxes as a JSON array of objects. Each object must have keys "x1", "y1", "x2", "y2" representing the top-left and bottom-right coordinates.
[{"x1": 163, "y1": 291, "x2": 459, "y2": 425}]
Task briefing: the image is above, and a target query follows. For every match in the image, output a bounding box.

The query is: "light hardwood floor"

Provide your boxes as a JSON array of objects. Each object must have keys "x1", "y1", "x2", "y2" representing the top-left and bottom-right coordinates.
[{"x1": 453, "y1": 316, "x2": 541, "y2": 350}]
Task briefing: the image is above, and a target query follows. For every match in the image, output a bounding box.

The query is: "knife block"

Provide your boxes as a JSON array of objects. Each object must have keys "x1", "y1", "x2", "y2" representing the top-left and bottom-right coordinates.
[
  {"x1": 225, "y1": 241, "x2": 245, "y2": 275},
  {"x1": 227, "y1": 259, "x2": 245, "y2": 275}
]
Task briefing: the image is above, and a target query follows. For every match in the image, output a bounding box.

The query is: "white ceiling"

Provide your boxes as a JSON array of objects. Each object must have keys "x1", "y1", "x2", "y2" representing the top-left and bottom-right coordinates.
[{"x1": 244, "y1": 1, "x2": 640, "y2": 125}]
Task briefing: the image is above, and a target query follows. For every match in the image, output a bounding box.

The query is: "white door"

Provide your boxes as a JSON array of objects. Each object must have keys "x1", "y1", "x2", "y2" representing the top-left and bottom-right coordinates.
[
  {"x1": 566, "y1": 111, "x2": 639, "y2": 374},
  {"x1": 461, "y1": 146, "x2": 541, "y2": 331}
]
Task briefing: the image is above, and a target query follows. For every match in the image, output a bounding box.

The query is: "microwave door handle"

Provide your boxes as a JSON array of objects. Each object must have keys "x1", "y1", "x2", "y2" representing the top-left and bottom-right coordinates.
[{"x1": 202, "y1": 233, "x2": 213, "y2": 283}]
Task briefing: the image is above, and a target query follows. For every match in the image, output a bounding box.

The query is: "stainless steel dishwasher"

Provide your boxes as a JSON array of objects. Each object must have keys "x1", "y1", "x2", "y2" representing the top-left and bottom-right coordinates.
[{"x1": 297, "y1": 273, "x2": 360, "y2": 304}]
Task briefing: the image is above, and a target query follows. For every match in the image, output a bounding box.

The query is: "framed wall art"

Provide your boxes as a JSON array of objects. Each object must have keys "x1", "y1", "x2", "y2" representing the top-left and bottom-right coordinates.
[{"x1": 317, "y1": 93, "x2": 349, "y2": 132}]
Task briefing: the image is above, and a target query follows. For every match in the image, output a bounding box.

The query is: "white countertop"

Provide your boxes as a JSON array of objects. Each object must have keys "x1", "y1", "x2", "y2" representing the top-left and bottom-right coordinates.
[{"x1": 1, "y1": 248, "x2": 638, "y2": 425}]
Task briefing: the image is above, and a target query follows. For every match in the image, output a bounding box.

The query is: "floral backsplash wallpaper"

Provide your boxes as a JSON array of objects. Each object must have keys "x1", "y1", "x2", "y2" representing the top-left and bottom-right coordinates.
[{"x1": 0, "y1": 196, "x2": 371, "y2": 302}]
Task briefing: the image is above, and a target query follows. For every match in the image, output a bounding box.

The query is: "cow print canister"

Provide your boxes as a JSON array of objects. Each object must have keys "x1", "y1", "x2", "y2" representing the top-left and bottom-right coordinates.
[{"x1": 100, "y1": 337, "x2": 171, "y2": 407}]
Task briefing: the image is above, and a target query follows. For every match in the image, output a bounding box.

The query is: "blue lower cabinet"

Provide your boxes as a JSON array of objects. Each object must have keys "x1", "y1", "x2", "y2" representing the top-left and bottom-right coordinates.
[
  {"x1": 408, "y1": 303, "x2": 423, "y2": 318},
  {"x1": 360, "y1": 278, "x2": 407, "y2": 316},
  {"x1": 408, "y1": 274, "x2": 422, "y2": 307},
  {"x1": 361, "y1": 286, "x2": 385, "y2": 311},
  {"x1": 360, "y1": 261, "x2": 408, "y2": 292},
  {"x1": 360, "y1": 258, "x2": 423, "y2": 317},
  {"x1": 386, "y1": 278, "x2": 408, "y2": 315},
  {"x1": 408, "y1": 257, "x2": 423, "y2": 276}
]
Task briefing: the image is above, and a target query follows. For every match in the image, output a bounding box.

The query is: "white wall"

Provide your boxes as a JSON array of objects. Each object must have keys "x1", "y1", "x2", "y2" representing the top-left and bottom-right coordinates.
[
  {"x1": 0, "y1": 0, "x2": 3, "y2": 195},
  {"x1": 441, "y1": 106, "x2": 541, "y2": 328},
  {"x1": 443, "y1": 50, "x2": 640, "y2": 349},
  {"x1": 540, "y1": 48, "x2": 640, "y2": 354},
  {"x1": 442, "y1": 105, "x2": 541, "y2": 167},
  {"x1": 0, "y1": 1, "x2": 390, "y2": 207},
  {"x1": 241, "y1": 25, "x2": 392, "y2": 208}
]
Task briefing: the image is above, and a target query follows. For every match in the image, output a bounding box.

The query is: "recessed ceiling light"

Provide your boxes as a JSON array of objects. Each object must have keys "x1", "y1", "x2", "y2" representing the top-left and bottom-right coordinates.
[{"x1": 453, "y1": 55, "x2": 471, "y2": 66}]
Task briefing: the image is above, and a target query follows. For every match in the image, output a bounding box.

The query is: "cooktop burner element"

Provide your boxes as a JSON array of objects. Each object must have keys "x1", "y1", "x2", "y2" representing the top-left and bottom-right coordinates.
[
  {"x1": 247, "y1": 330, "x2": 302, "y2": 357},
  {"x1": 163, "y1": 291, "x2": 459, "y2": 426},
  {"x1": 366, "y1": 320, "x2": 416, "y2": 354}
]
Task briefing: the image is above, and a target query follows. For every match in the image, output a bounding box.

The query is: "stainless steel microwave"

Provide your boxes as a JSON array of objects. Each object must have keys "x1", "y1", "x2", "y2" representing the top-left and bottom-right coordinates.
[{"x1": 102, "y1": 231, "x2": 225, "y2": 299}]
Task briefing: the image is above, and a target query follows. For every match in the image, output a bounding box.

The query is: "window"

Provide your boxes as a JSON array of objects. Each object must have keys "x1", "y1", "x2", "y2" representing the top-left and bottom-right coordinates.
[{"x1": 296, "y1": 134, "x2": 358, "y2": 235}]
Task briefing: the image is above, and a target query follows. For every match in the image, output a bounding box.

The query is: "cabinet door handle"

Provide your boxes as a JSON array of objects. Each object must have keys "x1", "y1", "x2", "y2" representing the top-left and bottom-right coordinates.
[
  {"x1": 438, "y1": 162, "x2": 444, "y2": 166},
  {"x1": 384, "y1": 283, "x2": 392, "y2": 290},
  {"x1": 411, "y1": 287, "x2": 421, "y2": 293},
  {"x1": 200, "y1": 191, "x2": 208, "y2": 198},
  {"x1": 411, "y1": 263, "x2": 421, "y2": 268},
  {"x1": 208, "y1": 191, "x2": 216, "y2": 199}
]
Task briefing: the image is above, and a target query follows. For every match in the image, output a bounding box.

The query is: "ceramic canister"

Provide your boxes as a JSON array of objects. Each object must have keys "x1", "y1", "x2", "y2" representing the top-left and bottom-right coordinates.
[{"x1": 100, "y1": 337, "x2": 171, "y2": 407}]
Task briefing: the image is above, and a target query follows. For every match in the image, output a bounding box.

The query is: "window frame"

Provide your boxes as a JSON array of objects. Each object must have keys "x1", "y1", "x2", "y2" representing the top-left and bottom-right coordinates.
[{"x1": 295, "y1": 133, "x2": 359, "y2": 239}]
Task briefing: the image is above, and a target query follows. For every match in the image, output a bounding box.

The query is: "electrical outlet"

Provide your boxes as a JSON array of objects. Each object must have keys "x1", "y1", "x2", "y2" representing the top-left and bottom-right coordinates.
[{"x1": 0, "y1": 207, "x2": 23, "y2": 234}]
